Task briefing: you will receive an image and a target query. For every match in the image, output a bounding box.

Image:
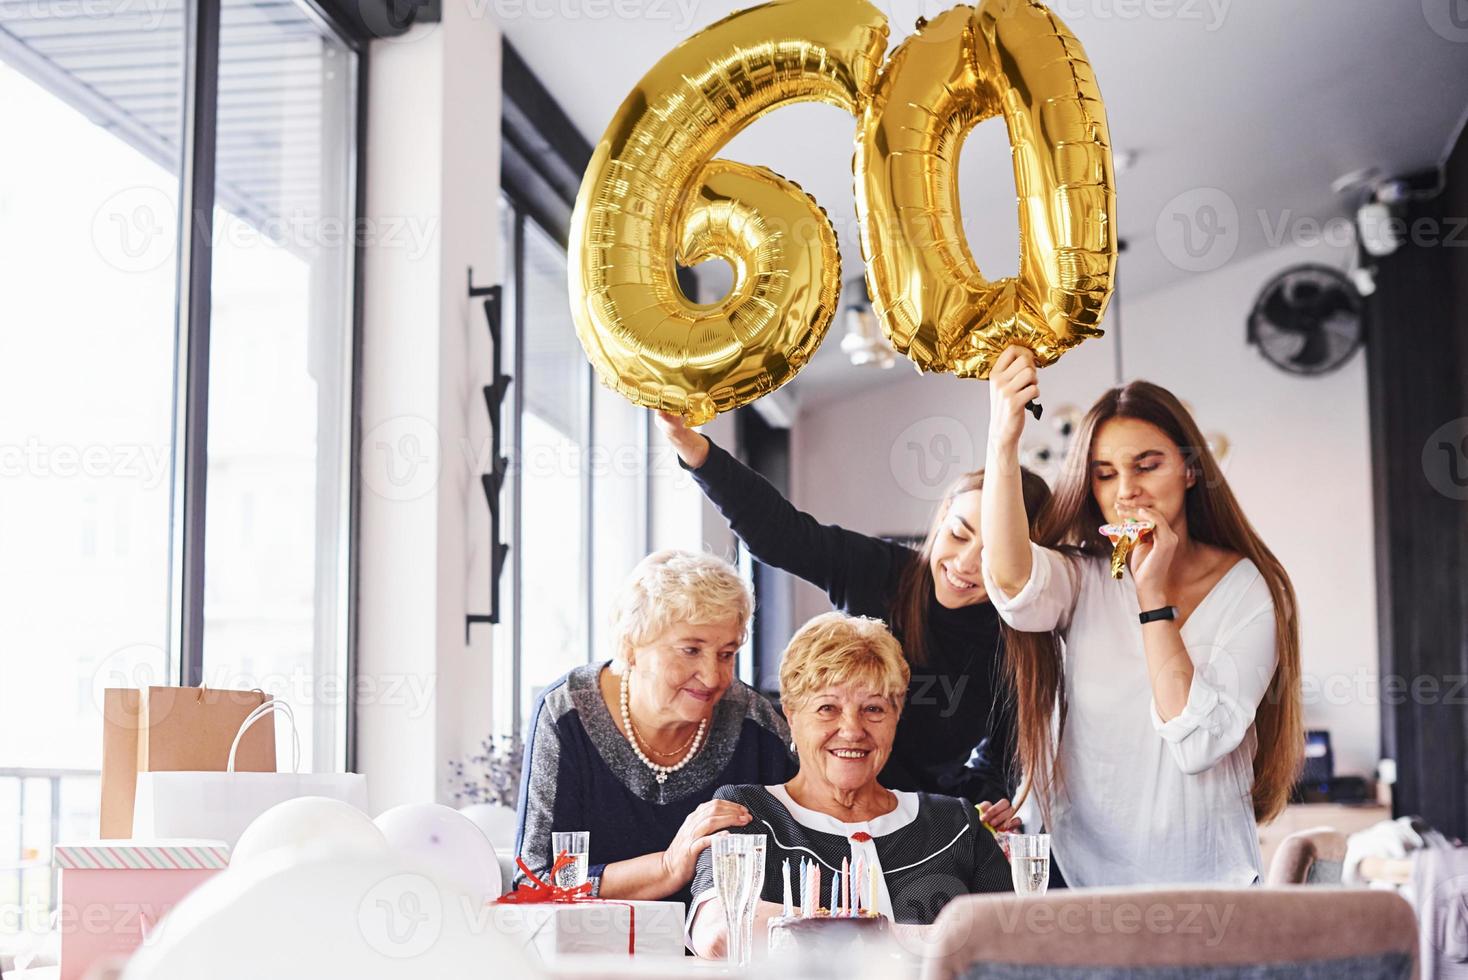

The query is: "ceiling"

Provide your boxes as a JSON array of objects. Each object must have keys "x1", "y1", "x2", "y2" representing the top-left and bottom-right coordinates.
[
  {"x1": 503, "y1": 0, "x2": 1468, "y2": 407},
  {"x1": 0, "y1": 0, "x2": 348, "y2": 249}
]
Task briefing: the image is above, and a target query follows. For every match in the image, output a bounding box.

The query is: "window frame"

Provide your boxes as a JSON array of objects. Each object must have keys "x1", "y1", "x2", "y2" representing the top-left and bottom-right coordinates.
[
  {"x1": 498, "y1": 41, "x2": 654, "y2": 736},
  {"x1": 166, "y1": 0, "x2": 371, "y2": 771}
]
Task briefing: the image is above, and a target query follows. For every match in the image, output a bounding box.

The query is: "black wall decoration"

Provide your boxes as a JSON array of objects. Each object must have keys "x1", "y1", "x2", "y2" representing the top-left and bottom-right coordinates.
[{"x1": 466, "y1": 270, "x2": 512, "y2": 639}]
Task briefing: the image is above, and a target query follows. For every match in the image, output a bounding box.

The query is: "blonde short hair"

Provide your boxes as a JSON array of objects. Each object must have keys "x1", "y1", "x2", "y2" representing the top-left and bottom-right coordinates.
[
  {"x1": 609, "y1": 550, "x2": 753, "y2": 670},
  {"x1": 778, "y1": 612, "x2": 910, "y2": 712}
]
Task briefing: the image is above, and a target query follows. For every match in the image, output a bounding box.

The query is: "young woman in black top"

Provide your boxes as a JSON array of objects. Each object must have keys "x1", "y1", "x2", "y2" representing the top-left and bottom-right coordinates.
[{"x1": 657, "y1": 413, "x2": 1051, "y2": 830}]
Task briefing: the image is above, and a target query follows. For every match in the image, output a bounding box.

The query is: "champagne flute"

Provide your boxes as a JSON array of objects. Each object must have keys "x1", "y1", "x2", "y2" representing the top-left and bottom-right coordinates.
[
  {"x1": 1008, "y1": 833, "x2": 1050, "y2": 895},
  {"x1": 711, "y1": 833, "x2": 765, "y2": 966},
  {"x1": 739, "y1": 836, "x2": 767, "y2": 959}
]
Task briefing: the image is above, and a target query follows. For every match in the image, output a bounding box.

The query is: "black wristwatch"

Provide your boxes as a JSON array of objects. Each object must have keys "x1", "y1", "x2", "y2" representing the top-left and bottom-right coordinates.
[{"x1": 1139, "y1": 605, "x2": 1178, "y2": 624}]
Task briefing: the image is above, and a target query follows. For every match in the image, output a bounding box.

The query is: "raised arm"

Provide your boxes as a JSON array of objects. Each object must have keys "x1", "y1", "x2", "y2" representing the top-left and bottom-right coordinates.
[
  {"x1": 656, "y1": 412, "x2": 901, "y2": 607},
  {"x1": 979, "y1": 350, "x2": 1080, "y2": 634},
  {"x1": 982, "y1": 348, "x2": 1040, "y2": 597}
]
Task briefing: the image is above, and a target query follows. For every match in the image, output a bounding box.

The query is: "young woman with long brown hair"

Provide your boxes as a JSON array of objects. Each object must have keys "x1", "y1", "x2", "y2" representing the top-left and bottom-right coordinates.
[
  {"x1": 657, "y1": 412, "x2": 1050, "y2": 832},
  {"x1": 981, "y1": 347, "x2": 1302, "y2": 886}
]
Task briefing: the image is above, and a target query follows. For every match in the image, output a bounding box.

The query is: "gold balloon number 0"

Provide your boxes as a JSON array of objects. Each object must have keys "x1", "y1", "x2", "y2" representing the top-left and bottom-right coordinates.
[{"x1": 568, "y1": 0, "x2": 1117, "y2": 424}]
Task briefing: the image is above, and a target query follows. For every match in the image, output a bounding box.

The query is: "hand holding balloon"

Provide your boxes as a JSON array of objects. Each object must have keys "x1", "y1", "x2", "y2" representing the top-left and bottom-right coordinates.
[
  {"x1": 988, "y1": 347, "x2": 1040, "y2": 450},
  {"x1": 655, "y1": 411, "x2": 711, "y2": 470}
]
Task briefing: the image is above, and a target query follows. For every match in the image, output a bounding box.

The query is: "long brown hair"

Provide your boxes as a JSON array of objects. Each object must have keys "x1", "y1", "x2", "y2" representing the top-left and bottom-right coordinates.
[{"x1": 1008, "y1": 381, "x2": 1303, "y2": 823}]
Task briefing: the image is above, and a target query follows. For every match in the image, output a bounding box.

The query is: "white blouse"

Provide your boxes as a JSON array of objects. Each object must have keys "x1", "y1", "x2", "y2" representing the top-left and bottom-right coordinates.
[{"x1": 981, "y1": 542, "x2": 1278, "y2": 887}]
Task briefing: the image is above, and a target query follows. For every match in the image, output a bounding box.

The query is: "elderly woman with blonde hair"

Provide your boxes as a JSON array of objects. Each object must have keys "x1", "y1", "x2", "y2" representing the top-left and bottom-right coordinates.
[
  {"x1": 514, "y1": 550, "x2": 796, "y2": 906},
  {"x1": 688, "y1": 612, "x2": 1012, "y2": 957}
]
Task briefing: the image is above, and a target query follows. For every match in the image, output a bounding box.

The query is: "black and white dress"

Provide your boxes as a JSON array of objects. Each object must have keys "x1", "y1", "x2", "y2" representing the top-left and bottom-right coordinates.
[{"x1": 689, "y1": 784, "x2": 1012, "y2": 929}]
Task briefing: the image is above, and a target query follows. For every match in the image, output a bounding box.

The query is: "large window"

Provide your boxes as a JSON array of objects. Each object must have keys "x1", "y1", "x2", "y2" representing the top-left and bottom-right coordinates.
[
  {"x1": 0, "y1": 0, "x2": 186, "y2": 926},
  {"x1": 494, "y1": 194, "x2": 651, "y2": 735},
  {"x1": 0, "y1": 0, "x2": 363, "y2": 927},
  {"x1": 200, "y1": 0, "x2": 357, "y2": 774},
  {"x1": 517, "y1": 216, "x2": 591, "y2": 721}
]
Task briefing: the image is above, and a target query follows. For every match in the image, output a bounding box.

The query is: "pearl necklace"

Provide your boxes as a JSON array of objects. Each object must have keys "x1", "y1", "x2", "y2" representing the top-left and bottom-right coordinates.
[{"x1": 620, "y1": 671, "x2": 707, "y2": 784}]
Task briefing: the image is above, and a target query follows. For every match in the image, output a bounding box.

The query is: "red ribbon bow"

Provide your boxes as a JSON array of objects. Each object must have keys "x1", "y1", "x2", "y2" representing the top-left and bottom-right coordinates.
[
  {"x1": 496, "y1": 850, "x2": 636, "y2": 955},
  {"x1": 498, "y1": 851, "x2": 594, "y2": 904}
]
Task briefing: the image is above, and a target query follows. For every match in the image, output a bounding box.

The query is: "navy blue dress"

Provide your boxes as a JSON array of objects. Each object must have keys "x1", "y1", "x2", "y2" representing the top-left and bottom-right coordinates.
[{"x1": 513, "y1": 662, "x2": 797, "y2": 908}]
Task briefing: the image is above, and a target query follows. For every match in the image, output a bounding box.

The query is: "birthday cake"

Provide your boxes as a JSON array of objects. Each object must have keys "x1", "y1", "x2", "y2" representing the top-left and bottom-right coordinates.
[
  {"x1": 767, "y1": 909, "x2": 889, "y2": 954},
  {"x1": 770, "y1": 855, "x2": 889, "y2": 954}
]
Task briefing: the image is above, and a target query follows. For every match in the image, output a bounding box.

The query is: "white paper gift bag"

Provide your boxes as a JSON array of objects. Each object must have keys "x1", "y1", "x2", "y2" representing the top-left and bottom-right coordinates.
[{"x1": 133, "y1": 700, "x2": 368, "y2": 847}]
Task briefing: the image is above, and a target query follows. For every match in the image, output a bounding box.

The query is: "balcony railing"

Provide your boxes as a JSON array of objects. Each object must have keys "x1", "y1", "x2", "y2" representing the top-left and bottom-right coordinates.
[{"x1": 0, "y1": 767, "x2": 100, "y2": 933}]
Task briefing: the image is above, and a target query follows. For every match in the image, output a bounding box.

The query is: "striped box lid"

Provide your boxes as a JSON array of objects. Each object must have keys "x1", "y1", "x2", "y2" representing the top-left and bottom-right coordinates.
[{"x1": 54, "y1": 839, "x2": 230, "y2": 871}]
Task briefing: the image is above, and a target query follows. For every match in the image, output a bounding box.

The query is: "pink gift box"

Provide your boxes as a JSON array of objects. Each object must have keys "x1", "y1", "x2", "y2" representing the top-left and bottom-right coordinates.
[{"x1": 54, "y1": 839, "x2": 229, "y2": 979}]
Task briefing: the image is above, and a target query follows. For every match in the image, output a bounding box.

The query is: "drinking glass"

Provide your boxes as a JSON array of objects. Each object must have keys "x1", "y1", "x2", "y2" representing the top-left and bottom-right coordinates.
[
  {"x1": 551, "y1": 831, "x2": 590, "y2": 889},
  {"x1": 739, "y1": 836, "x2": 766, "y2": 960},
  {"x1": 1008, "y1": 833, "x2": 1050, "y2": 895},
  {"x1": 711, "y1": 833, "x2": 766, "y2": 966}
]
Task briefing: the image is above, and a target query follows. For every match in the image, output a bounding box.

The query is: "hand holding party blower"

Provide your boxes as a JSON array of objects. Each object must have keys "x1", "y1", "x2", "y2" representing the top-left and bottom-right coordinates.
[{"x1": 1099, "y1": 519, "x2": 1156, "y2": 579}]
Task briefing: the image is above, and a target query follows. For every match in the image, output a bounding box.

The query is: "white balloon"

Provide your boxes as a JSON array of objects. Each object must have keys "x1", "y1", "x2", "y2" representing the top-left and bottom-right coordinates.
[
  {"x1": 123, "y1": 851, "x2": 536, "y2": 980},
  {"x1": 375, "y1": 803, "x2": 502, "y2": 902},
  {"x1": 230, "y1": 796, "x2": 386, "y2": 870},
  {"x1": 457, "y1": 803, "x2": 518, "y2": 849}
]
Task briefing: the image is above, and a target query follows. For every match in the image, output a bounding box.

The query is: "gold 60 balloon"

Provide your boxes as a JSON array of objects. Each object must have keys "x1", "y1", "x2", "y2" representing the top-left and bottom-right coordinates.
[{"x1": 568, "y1": 0, "x2": 1116, "y2": 424}]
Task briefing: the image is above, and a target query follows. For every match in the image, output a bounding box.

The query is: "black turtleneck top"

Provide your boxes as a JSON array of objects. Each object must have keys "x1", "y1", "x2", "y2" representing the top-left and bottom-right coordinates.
[{"x1": 686, "y1": 439, "x2": 1017, "y2": 806}]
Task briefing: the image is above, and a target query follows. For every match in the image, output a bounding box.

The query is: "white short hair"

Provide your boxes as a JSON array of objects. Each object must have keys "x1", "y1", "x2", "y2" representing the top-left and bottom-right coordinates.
[{"x1": 609, "y1": 550, "x2": 753, "y2": 671}]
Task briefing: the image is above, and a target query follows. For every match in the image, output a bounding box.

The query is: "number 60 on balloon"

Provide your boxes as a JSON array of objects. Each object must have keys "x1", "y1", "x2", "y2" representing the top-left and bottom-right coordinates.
[{"x1": 568, "y1": 0, "x2": 1117, "y2": 424}]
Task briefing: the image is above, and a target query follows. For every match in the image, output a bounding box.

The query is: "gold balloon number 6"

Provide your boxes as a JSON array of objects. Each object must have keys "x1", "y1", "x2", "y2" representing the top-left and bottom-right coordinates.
[{"x1": 569, "y1": 0, "x2": 1116, "y2": 424}]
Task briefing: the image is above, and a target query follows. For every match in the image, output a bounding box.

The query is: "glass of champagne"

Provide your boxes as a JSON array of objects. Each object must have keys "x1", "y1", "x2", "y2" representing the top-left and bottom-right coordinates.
[
  {"x1": 1008, "y1": 833, "x2": 1050, "y2": 895},
  {"x1": 711, "y1": 833, "x2": 766, "y2": 967},
  {"x1": 552, "y1": 831, "x2": 590, "y2": 889},
  {"x1": 739, "y1": 836, "x2": 766, "y2": 959}
]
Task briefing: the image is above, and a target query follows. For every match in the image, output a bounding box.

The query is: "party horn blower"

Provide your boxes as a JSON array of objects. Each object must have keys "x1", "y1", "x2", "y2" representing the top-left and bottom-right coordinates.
[{"x1": 1099, "y1": 519, "x2": 1155, "y2": 579}]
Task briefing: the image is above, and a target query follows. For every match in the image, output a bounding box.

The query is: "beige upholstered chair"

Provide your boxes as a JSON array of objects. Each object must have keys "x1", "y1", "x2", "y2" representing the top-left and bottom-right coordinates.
[
  {"x1": 920, "y1": 887, "x2": 1418, "y2": 980},
  {"x1": 1267, "y1": 826, "x2": 1349, "y2": 884}
]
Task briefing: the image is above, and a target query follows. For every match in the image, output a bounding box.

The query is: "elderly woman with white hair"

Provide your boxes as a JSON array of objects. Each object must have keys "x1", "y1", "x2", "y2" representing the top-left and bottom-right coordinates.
[{"x1": 514, "y1": 550, "x2": 796, "y2": 905}]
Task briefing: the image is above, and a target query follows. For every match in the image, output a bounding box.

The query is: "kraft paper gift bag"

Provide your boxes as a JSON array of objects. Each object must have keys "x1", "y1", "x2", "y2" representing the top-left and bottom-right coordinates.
[
  {"x1": 99, "y1": 686, "x2": 275, "y2": 838},
  {"x1": 133, "y1": 699, "x2": 367, "y2": 847}
]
